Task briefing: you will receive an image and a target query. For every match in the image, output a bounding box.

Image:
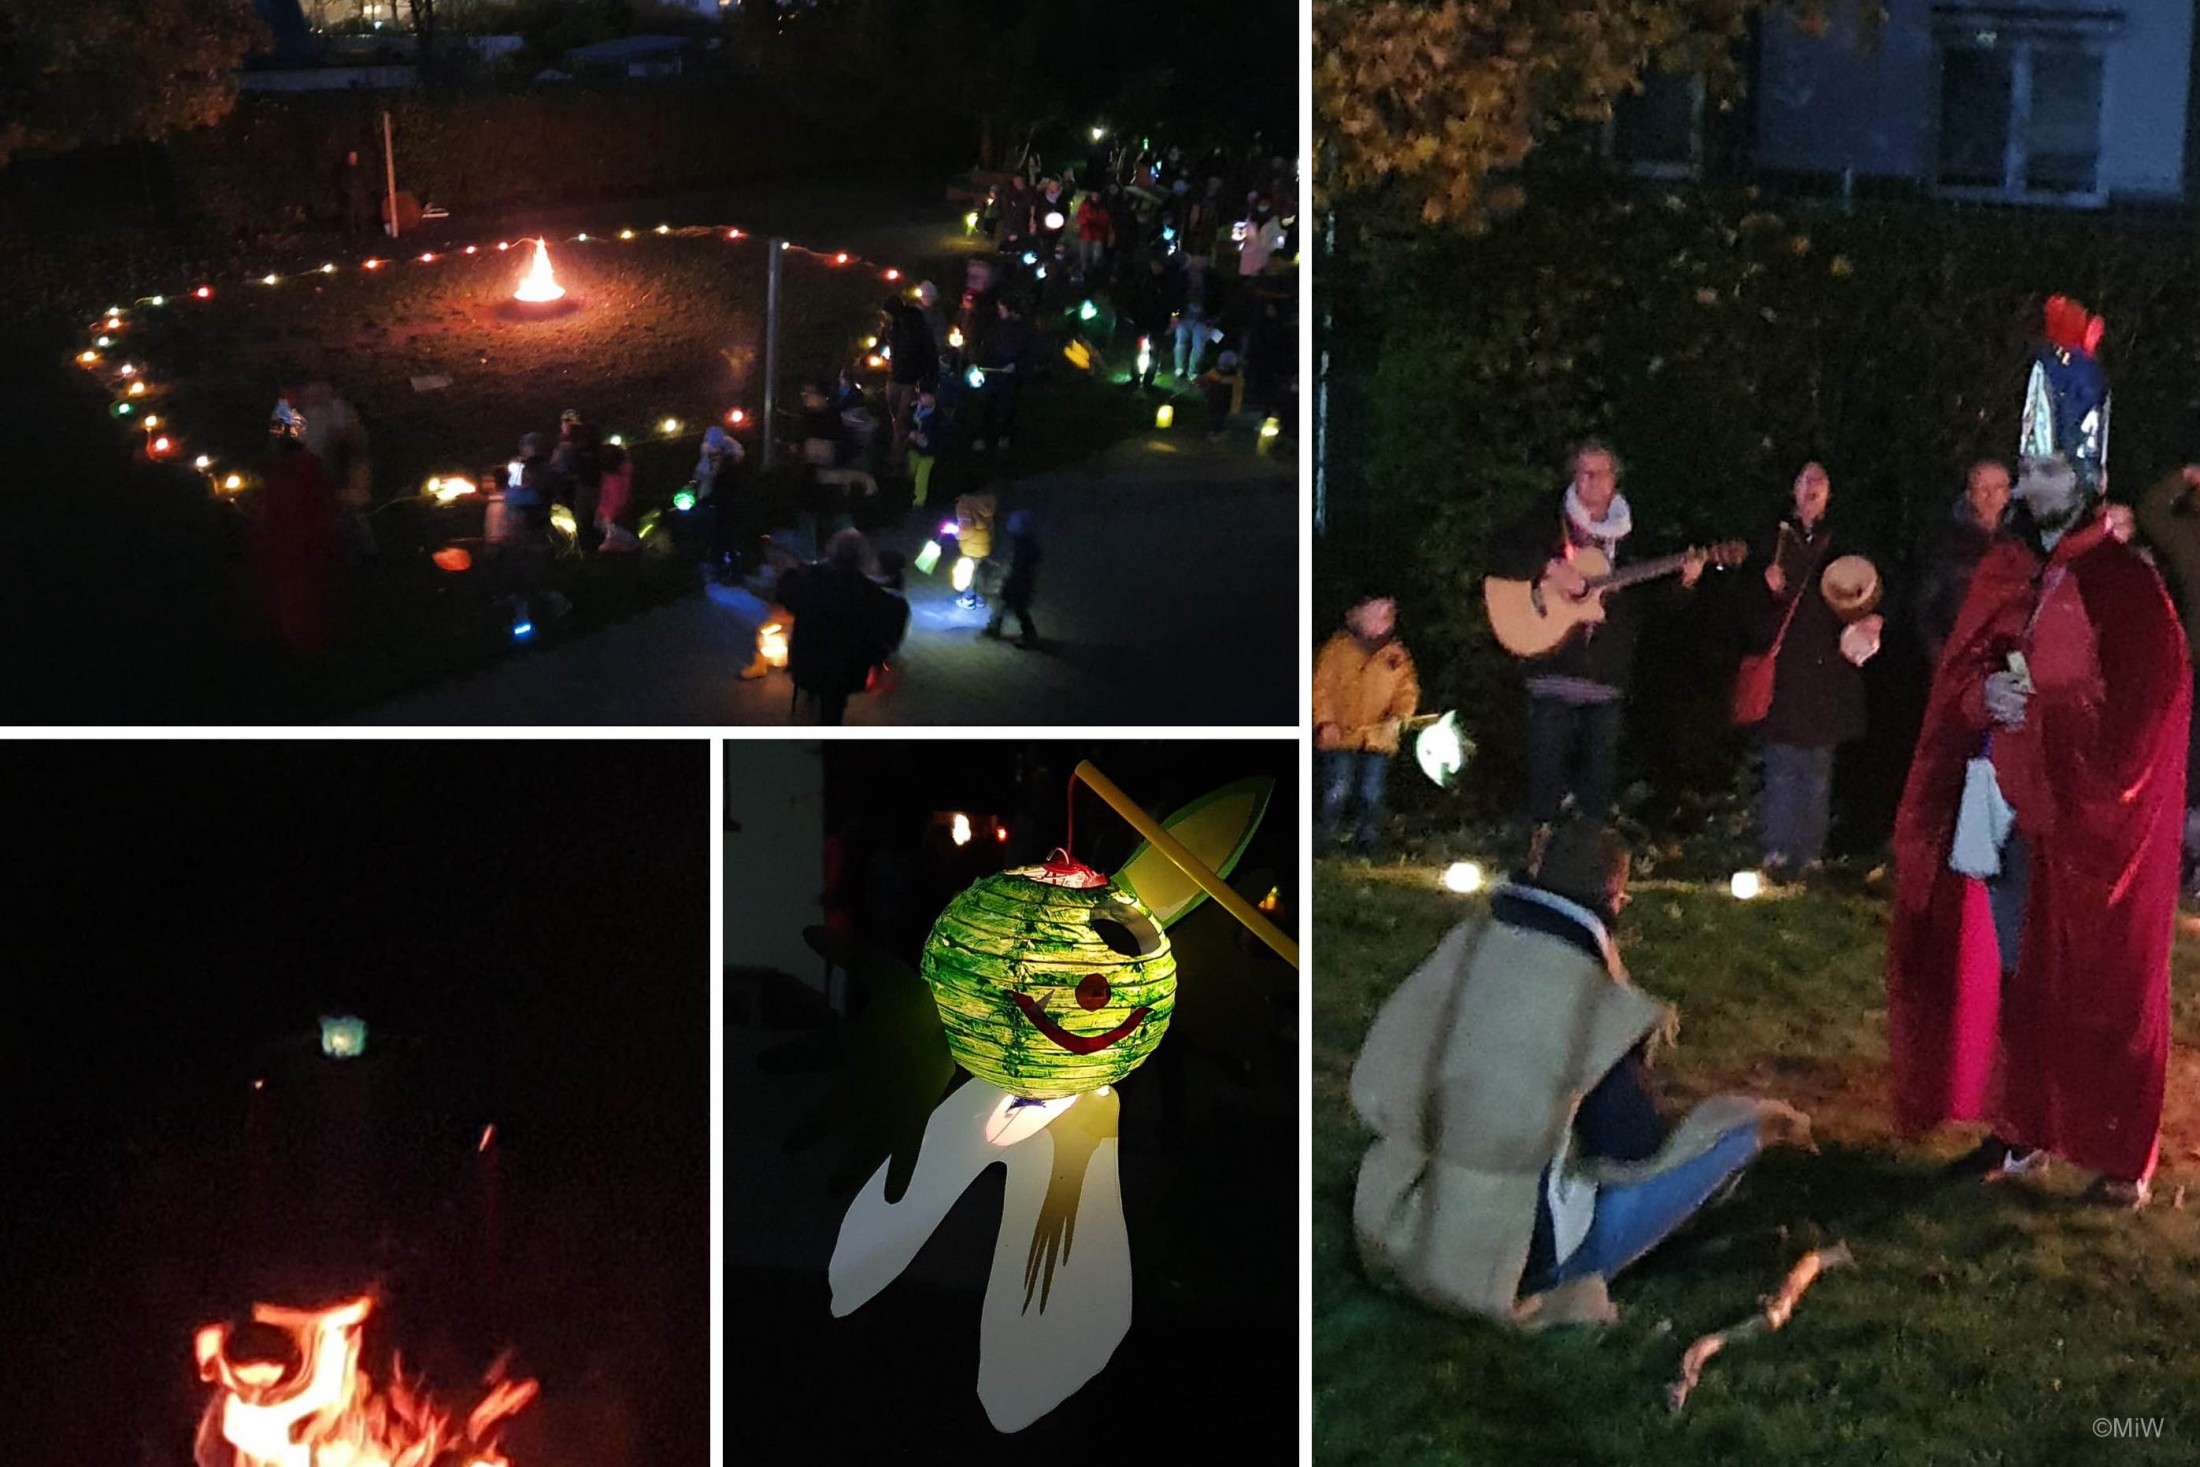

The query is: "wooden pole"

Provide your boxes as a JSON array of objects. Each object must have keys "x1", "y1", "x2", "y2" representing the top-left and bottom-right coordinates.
[
  {"x1": 382, "y1": 109, "x2": 399, "y2": 240},
  {"x1": 763, "y1": 239, "x2": 783, "y2": 464},
  {"x1": 1071, "y1": 760, "x2": 1299, "y2": 967}
]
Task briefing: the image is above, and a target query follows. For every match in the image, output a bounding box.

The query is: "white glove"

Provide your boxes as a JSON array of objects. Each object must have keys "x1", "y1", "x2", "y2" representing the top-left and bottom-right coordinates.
[{"x1": 1983, "y1": 670, "x2": 2030, "y2": 729}]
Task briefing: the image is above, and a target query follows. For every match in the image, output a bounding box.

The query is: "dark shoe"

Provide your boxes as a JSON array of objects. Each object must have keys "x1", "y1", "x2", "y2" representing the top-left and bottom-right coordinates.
[
  {"x1": 2082, "y1": 1175, "x2": 2152, "y2": 1210},
  {"x1": 1944, "y1": 1135, "x2": 2046, "y2": 1181},
  {"x1": 1013, "y1": 635, "x2": 1040, "y2": 650}
]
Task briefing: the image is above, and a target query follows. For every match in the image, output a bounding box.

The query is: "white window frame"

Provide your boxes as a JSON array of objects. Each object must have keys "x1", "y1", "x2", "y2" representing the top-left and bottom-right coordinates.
[
  {"x1": 1929, "y1": 6, "x2": 2122, "y2": 207},
  {"x1": 1602, "y1": 70, "x2": 1707, "y2": 180}
]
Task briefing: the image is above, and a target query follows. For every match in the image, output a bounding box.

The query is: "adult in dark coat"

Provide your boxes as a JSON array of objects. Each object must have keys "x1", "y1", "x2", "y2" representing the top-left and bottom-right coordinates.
[
  {"x1": 777, "y1": 530, "x2": 910, "y2": 725},
  {"x1": 881, "y1": 298, "x2": 938, "y2": 467},
  {"x1": 1486, "y1": 441, "x2": 1705, "y2": 829},
  {"x1": 1914, "y1": 460, "x2": 2012, "y2": 667},
  {"x1": 1740, "y1": 462, "x2": 1886, "y2": 873},
  {"x1": 337, "y1": 150, "x2": 375, "y2": 235}
]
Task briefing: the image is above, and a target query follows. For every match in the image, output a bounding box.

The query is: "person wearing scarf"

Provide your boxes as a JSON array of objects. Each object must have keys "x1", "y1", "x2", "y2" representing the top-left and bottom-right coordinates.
[
  {"x1": 1488, "y1": 441, "x2": 1704, "y2": 838},
  {"x1": 1350, "y1": 817, "x2": 1811, "y2": 1325}
]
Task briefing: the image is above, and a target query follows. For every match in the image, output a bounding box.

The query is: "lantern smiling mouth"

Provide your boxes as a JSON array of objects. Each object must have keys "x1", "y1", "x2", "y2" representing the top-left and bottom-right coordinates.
[{"x1": 1011, "y1": 994, "x2": 1152, "y2": 1054}]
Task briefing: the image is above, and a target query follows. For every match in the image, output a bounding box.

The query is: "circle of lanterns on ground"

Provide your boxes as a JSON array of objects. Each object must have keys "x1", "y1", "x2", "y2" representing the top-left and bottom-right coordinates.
[{"x1": 77, "y1": 217, "x2": 917, "y2": 508}]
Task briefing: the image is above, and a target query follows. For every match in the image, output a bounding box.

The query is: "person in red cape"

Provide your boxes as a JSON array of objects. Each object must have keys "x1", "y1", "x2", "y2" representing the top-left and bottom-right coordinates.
[
  {"x1": 249, "y1": 413, "x2": 346, "y2": 656},
  {"x1": 1887, "y1": 455, "x2": 2187, "y2": 1206}
]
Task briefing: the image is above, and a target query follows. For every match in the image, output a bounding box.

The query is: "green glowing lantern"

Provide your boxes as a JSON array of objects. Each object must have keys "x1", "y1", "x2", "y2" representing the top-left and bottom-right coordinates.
[
  {"x1": 921, "y1": 859, "x2": 1176, "y2": 1099},
  {"x1": 319, "y1": 1014, "x2": 368, "y2": 1059}
]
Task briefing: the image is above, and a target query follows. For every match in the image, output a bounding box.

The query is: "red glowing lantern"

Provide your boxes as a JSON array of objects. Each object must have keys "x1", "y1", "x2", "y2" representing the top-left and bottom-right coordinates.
[
  {"x1": 498, "y1": 241, "x2": 512, "y2": 251},
  {"x1": 419, "y1": 252, "x2": 436, "y2": 263},
  {"x1": 194, "y1": 285, "x2": 213, "y2": 299},
  {"x1": 834, "y1": 252, "x2": 850, "y2": 265},
  {"x1": 884, "y1": 268, "x2": 902, "y2": 281},
  {"x1": 363, "y1": 258, "x2": 383, "y2": 270},
  {"x1": 149, "y1": 435, "x2": 174, "y2": 458},
  {"x1": 726, "y1": 408, "x2": 747, "y2": 426},
  {"x1": 464, "y1": 245, "x2": 478, "y2": 255},
  {"x1": 433, "y1": 547, "x2": 473, "y2": 572},
  {"x1": 726, "y1": 229, "x2": 743, "y2": 240}
]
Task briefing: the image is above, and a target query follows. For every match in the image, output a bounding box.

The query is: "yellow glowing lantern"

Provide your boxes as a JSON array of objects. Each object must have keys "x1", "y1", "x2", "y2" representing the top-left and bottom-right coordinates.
[
  {"x1": 363, "y1": 258, "x2": 382, "y2": 270},
  {"x1": 78, "y1": 351, "x2": 99, "y2": 365},
  {"x1": 193, "y1": 455, "x2": 212, "y2": 471},
  {"x1": 619, "y1": 229, "x2": 636, "y2": 240},
  {"x1": 948, "y1": 326, "x2": 964, "y2": 349},
  {"x1": 127, "y1": 381, "x2": 146, "y2": 396},
  {"x1": 261, "y1": 273, "x2": 278, "y2": 286},
  {"x1": 1442, "y1": 861, "x2": 1484, "y2": 894},
  {"x1": 1155, "y1": 404, "x2": 1174, "y2": 429},
  {"x1": 951, "y1": 555, "x2": 976, "y2": 592},
  {"x1": 141, "y1": 415, "x2": 160, "y2": 429},
  {"x1": 655, "y1": 224, "x2": 671, "y2": 235},
  {"x1": 321, "y1": 262, "x2": 338, "y2": 273},
  {"x1": 758, "y1": 620, "x2": 789, "y2": 668},
  {"x1": 223, "y1": 474, "x2": 243, "y2": 491},
  {"x1": 1731, "y1": 871, "x2": 1764, "y2": 900},
  {"x1": 660, "y1": 417, "x2": 682, "y2": 436}
]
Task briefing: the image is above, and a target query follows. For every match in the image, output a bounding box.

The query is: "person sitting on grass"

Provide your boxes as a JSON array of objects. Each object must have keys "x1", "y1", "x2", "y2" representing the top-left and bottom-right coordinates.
[
  {"x1": 1312, "y1": 593, "x2": 1418, "y2": 854},
  {"x1": 1351, "y1": 817, "x2": 1814, "y2": 1326}
]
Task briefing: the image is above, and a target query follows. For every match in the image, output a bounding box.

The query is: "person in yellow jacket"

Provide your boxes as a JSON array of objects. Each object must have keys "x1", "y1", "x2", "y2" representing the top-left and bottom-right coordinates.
[{"x1": 1313, "y1": 594, "x2": 1419, "y2": 852}]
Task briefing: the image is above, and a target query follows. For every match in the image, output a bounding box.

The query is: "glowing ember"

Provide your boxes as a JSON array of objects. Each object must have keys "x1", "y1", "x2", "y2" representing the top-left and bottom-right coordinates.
[
  {"x1": 513, "y1": 239, "x2": 566, "y2": 304},
  {"x1": 194, "y1": 1297, "x2": 537, "y2": 1467}
]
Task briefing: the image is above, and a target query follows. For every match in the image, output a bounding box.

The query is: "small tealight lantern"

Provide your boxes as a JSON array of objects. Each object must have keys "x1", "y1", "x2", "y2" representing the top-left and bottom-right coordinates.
[
  {"x1": 619, "y1": 229, "x2": 636, "y2": 240},
  {"x1": 1442, "y1": 861, "x2": 1483, "y2": 894},
  {"x1": 660, "y1": 417, "x2": 682, "y2": 436},
  {"x1": 1155, "y1": 404, "x2": 1174, "y2": 429},
  {"x1": 951, "y1": 813, "x2": 973, "y2": 846},
  {"x1": 194, "y1": 286, "x2": 213, "y2": 299},
  {"x1": 193, "y1": 455, "x2": 212, "y2": 471},
  {"x1": 261, "y1": 273, "x2": 279, "y2": 286},
  {"x1": 673, "y1": 488, "x2": 697, "y2": 512},
  {"x1": 223, "y1": 473, "x2": 243, "y2": 491},
  {"x1": 319, "y1": 1014, "x2": 368, "y2": 1059},
  {"x1": 1730, "y1": 871, "x2": 1764, "y2": 901},
  {"x1": 758, "y1": 620, "x2": 789, "y2": 668}
]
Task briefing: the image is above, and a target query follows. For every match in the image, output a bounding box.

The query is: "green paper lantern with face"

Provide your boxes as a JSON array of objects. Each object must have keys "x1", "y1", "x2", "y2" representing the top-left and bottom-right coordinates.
[{"x1": 921, "y1": 862, "x2": 1177, "y2": 1099}]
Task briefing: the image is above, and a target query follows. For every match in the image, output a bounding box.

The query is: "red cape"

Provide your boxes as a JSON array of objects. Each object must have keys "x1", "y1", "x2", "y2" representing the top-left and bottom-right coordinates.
[
  {"x1": 1887, "y1": 517, "x2": 2188, "y2": 1181},
  {"x1": 249, "y1": 449, "x2": 345, "y2": 656}
]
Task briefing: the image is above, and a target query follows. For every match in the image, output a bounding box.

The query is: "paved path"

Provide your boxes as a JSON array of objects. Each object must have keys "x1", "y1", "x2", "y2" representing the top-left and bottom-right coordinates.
[{"x1": 358, "y1": 434, "x2": 1296, "y2": 725}]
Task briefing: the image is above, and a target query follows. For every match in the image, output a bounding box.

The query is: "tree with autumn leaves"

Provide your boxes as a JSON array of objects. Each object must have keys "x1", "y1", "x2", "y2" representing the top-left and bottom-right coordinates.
[
  {"x1": 1314, "y1": 0, "x2": 1833, "y2": 228},
  {"x1": 0, "y1": 0, "x2": 268, "y2": 170}
]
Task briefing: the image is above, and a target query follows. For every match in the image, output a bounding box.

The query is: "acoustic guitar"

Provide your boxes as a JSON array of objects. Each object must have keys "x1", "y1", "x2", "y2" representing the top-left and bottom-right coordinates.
[{"x1": 1484, "y1": 541, "x2": 1748, "y2": 658}]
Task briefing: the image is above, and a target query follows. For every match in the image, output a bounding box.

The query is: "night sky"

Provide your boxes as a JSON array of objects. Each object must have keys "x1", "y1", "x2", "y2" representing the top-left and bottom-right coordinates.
[{"x1": 0, "y1": 741, "x2": 709, "y2": 1466}]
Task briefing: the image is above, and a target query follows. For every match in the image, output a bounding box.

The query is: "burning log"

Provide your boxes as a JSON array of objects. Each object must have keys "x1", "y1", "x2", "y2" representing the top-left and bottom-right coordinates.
[
  {"x1": 195, "y1": 1296, "x2": 537, "y2": 1467},
  {"x1": 1664, "y1": 1241, "x2": 1853, "y2": 1413}
]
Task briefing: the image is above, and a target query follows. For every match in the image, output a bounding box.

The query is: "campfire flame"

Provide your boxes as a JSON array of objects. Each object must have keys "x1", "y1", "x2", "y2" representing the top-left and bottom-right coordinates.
[
  {"x1": 195, "y1": 1297, "x2": 537, "y2": 1467},
  {"x1": 513, "y1": 239, "x2": 566, "y2": 304}
]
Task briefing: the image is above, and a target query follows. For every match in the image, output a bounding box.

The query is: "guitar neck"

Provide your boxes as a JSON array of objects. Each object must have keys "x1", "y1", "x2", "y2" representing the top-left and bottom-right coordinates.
[{"x1": 1587, "y1": 551, "x2": 1695, "y2": 592}]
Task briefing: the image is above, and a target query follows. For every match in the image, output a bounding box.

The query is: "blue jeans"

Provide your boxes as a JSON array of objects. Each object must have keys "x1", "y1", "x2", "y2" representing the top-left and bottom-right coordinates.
[
  {"x1": 1543, "y1": 1122, "x2": 1763, "y2": 1286},
  {"x1": 1760, "y1": 742, "x2": 1837, "y2": 867},
  {"x1": 1527, "y1": 696, "x2": 1622, "y2": 824},
  {"x1": 1317, "y1": 751, "x2": 1390, "y2": 851}
]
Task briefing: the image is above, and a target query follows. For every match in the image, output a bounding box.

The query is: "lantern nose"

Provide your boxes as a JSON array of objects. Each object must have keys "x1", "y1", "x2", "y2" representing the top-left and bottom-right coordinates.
[{"x1": 1075, "y1": 973, "x2": 1112, "y2": 1011}]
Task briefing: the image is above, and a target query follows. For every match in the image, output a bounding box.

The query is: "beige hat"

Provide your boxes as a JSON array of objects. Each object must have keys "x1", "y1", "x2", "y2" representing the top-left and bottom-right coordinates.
[{"x1": 1820, "y1": 554, "x2": 1882, "y2": 620}]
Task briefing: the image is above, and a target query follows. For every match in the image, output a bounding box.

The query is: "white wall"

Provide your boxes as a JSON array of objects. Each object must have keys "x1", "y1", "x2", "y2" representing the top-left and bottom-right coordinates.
[
  {"x1": 1754, "y1": 0, "x2": 2191, "y2": 199},
  {"x1": 725, "y1": 741, "x2": 826, "y2": 990}
]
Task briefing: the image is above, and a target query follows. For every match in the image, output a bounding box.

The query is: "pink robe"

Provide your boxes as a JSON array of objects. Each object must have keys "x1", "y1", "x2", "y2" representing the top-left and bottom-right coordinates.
[{"x1": 1887, "y1": 516, "x2": 2187, "y2": 1181}]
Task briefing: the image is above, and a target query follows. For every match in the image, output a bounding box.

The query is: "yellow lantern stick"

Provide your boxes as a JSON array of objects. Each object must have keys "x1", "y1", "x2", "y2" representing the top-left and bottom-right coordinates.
[{"x1": 1072, "y1": 760, "x2": 1298, "y2": 968}]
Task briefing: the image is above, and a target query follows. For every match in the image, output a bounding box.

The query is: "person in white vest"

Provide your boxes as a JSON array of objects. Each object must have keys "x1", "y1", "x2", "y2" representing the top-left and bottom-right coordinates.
[{"x1": 1350, "y1": 819, "x2": 1814, "y2": 1325}]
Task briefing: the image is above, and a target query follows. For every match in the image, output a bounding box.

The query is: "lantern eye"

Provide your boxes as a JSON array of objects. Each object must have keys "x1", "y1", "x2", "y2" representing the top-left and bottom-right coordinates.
[
  {"x1": 1075, "y1": 973, "x2": 1112, "y2": 1011},
  {"x1": 1089, "y1": 907, "x2": 1162, "y2": 958}
]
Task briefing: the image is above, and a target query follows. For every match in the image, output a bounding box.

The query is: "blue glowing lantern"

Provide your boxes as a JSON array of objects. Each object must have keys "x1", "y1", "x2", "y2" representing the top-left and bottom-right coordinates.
[{"x1": 319, "y1": 1014, "x2": 368, "y2": 1060}]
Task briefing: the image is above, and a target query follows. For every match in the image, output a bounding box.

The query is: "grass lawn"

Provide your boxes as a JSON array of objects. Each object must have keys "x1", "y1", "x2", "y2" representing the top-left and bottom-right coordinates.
[
  {"x1": 1314, "y1": 854, "x2": 2200, "y2": 1465},
  {"x1": 10, "y1": 201, "x2": 1179, "y2": 721}
]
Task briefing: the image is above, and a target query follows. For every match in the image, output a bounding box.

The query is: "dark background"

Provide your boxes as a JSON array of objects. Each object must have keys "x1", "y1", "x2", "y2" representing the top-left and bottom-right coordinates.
[
  {"x1": 727, "y1": 739, "x2": 1299, "y2": 1461},
  {"x1": 0, "y1": 741, "x2": 709, "y2": 1466}
]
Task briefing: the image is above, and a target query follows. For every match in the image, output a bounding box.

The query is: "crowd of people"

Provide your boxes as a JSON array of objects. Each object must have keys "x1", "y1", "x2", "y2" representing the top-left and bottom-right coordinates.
[{"x1": 1336, "y1": 299, "x2": 2194, "y2": 1348}]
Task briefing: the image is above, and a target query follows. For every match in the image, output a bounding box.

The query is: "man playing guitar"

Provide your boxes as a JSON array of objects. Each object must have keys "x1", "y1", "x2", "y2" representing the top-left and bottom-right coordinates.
[{"x1": 1488, "y1": 440, "x2": 1706, "y2": 838}]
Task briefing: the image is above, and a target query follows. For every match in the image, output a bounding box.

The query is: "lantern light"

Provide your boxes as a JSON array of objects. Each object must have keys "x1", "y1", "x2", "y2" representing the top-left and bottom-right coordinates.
[
  {"x1": 363, "y1": 259, "x2": 382, "y2": 270},
  {"x1": 619, "y1": 229, "x2": 636, "y2": 240},
  {"x1": 513, "y1": 620, "x2": 534, "y2": 639},
  {"x1": 1021, "y1": 252, "x2": 1038, "y2": 266},
  {"x1": 673, "y1": 488, "x2": 697, "y2": 512},
  {"x1": 105, "y1": 305, "x2": 119, "y2": 315},
  {"x1": 224, "y1": 473, "x2": 243, "y2": 491},
  {"x1": 319, "y1": 1014, "x2": 368, "y2": 1059},
  {"x1": 938, "y1": 519, "x2": 957, "y2": 537},
  {"x1": 112, "y1": 402, "x2": 133, "y2": 417},
  {"x1": 964, "y1": 210, "x2": 980, "y2": 233},
  {"x1": 995, "y1": 826, "x2": 1009, "y2": 844},
  {"x1": 549, "y1": 504, "x2": 577, "y2": 536},
  {"x1": 261, "y1": 274, "x2": 279, "y2": 286},
  {"x1": 834, "y1": 252, "x2": 850, "y2": 265},
  {"x1": 1731, "y1": 871, "x2": 1764, "y2": 901},
  {"x1": 948, "y1": 326, "x2": 964, "y2": 349},
  {"x1": 1442, "y1": 862, "x2": 1483, "y2": 894},
  {"x1": 865, "y1": 353, "x2": 886, "y2": 370},
  {"x1": 433, "y1": 546, "x2": 472, "y2": 572},
  {"x1": 1415, "y1": 710, "x2": 1469, "y2": 787},
  {"x1": 951, "y1": 555, "x2": 976, "y2": 592},
  {"x1": 726, "y1": 408, "x2": 747, "y2": 426},
  {"x1": 1044, "y1": 211, "x2": 1066, "y2": 232},
  {"x1": 1090, "y1": 125, "x2": 1106, "y2": 142},
  {"x1": 1155, "y1": 404, "x2": 1174, "y2": 429},
  {"x1": 884, "y1": 268, "x2": 901, "y2": 281},
  {"x1": 1261, "y1": 417, "x2": 1281, "y2": 439},
  {"x1": 418, "y1": 252, "x2": 435, "y2": 263},
  {"x1": 118, "y1": 363, "x2": 136, "y2": 376},
  {"x1": 104, "y1": 317, "x2": 121, "y2": 330},
  {"x1": 606, "y1": 433, "x2": 625, "y2": 447},
  {"x1": 1035, "y1": 266, "x2": 1047, "y2": 280},
  {"x1": 194, "y1": 455, "x2": 212, "y2": 471},
  {"x1": 195, "y1": 285, "x2": 213, "y2": 299},
  {"x1": 660, "y1": 417, "x2": 682, "y2": 436},
  {"x1": 127, "y1": 381, "x2": 146, "y2": 396},
  {"x1": 1136, "y1": 336, "x2": 1153, "y2": 378},
  {"x1": 965, "y1": 366, "x2": 985, "y2": 389},
  {"x1": 321, "y1": 262, "x2": 338, "y2": 273},
  {"x1": 951, "y1": 813, "x2": 973, "y2": 846},
  {"x1": 1079, "y1": 300, "x2": 1097, "y2": 321},
  {"x1": 78, "y1": 351, "x2": 99, "y2": 364},
  {"x1": 149, "y1": 435, "x2": 173, "y2": 455},
  {"x1": 499, "y1": 241, "x2": 512, "y2": 250},
  {"x1": 863, "y1": 335, "x2": 879, "y2": 350},
  {"x1": 141, "y1": 415, "x2": 160, "y2": 429},
  {"x1": 147, "y1": 296, "x2": 164, "y2": 307},
  {"x1": 921, "y1": 867, "x2": 1177, "y2": 1099},
  {"x1": 655, "y1": 224, "x2": 671, "y2": 235},
  {"x1": 464, "y1": 244, "x2": 478, "y2": 254},
  {"x1": 758, "y1": 621, "x2": 789, "y2": 668},
  {"x1": 914, "y1": 539, "x2": 942, "y2": 575},
  {"x1": 726, "y1": 229, "x2": 741, "y2": 240}
]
